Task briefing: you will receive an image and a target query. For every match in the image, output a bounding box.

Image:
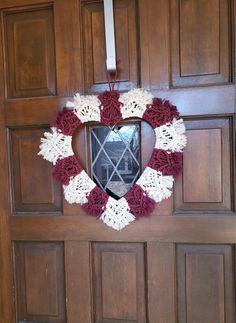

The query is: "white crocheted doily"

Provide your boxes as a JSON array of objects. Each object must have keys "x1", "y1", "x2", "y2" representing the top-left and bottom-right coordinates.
[
  {"x1": 100, "y1": 197, "x2": 135, "y2": 231},
  {"x1": 67, "y1": 93, "x2": 101, "y2": 123},
  {"x1": 38, "y1": 127, "x2": 73, "y2": 165},
  {"x1": 154, "y1": 118, "x2": 186, "y2": 152},
  {"x1": 64, "y1": 171, "x2": 96, "y2": 204},
  {"x1": 137, "y1": 167, "x2": 174, "y2": 202},
  {"x1": 120, "y1": 88, "x2": 153, "y2": 119}
]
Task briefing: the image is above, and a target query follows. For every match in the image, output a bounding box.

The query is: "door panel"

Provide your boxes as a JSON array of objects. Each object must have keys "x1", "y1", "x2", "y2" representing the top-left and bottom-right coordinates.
[
  {"x1": 4, "y1": 6, "x2": 56, "y2": 98},
  {"x1": 171, "y1": 0, "x2": 230, "y2": 87},
  {"x1": 177, "y1": 244, "x2": 235, "y2": 323},
  {"x1": 93, "y1": 243, "x2": 146, "y2": 323},
  {"x1": 0, "y1": 1, "x2": 235, "y2": 323},
  {"x1": 81, "y1": 0, "x2": 139, "y2": 93},
  {"x1": 9, "y1": 127, "x2": 62, "y2": 214},
  {"x1": 14, "y1": 242, "x2": 66, "y2": 323},
  {"x1": 174, "y1": 117, "x2": 233, "y2": 214},
  {"x1": 139, "y1": 0, "x2": 235, "y2": 116}
]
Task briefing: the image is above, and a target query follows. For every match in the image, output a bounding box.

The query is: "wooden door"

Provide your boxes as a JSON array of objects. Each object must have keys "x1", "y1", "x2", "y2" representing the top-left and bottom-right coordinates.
[{"x1": 0, "y1": 0, "x2": 235, "y2": 323}]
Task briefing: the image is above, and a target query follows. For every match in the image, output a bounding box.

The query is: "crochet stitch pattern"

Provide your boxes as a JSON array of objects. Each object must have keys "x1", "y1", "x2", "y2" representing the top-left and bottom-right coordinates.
[{"x1": 39, "y1": 88, "x2": 187, "y2": 231}]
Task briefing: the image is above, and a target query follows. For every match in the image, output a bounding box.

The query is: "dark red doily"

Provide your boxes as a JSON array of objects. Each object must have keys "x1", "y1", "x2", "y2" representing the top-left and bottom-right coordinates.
[
  {"x1": 125, "y1": 184, "x2": 155, "y2": 218},
  {"x1": 148, "y1": 149, "x2": 182, "y2": 179},
  {"x1": 52, "y1": 155, "x2": 83, "y2": 185},
  {"x1": 51, "y1": 107, "x2": 81, "y2": 135},
  {"x1": 143, "y1": 98, "x2": 179, "y2": 128},
  {"x1": 99, "y1": 90, "x2": 122, "y2": 127},
  {"x1": 82, "y1": 186, "x2": 109, "y2": 217}
]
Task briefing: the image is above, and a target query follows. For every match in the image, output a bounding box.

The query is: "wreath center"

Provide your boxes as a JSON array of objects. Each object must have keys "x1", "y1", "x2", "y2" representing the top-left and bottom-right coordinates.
[
  {"x1": 38, "y1": 88, "x2": 187, "y2": 231},
  {"x1": 74, "y1": 121, "x2": 153, "y2": 200}
]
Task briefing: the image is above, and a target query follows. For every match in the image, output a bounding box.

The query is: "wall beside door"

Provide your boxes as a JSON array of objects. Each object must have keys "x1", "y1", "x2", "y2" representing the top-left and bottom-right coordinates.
[{"x1": 0, "y1": 1, "x2": 235, "y2": 323}]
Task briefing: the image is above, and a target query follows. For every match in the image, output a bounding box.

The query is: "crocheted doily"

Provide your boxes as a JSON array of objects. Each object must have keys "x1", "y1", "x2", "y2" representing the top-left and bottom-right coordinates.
[{"x1": 38, "y1": 88, "x2": 187, "y2": 231}]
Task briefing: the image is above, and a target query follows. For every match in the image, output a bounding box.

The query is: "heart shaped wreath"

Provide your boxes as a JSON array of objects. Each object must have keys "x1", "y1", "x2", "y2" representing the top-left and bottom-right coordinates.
[{"x1": 38, "y1": 88, "x2": 187, "y2": 230}]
